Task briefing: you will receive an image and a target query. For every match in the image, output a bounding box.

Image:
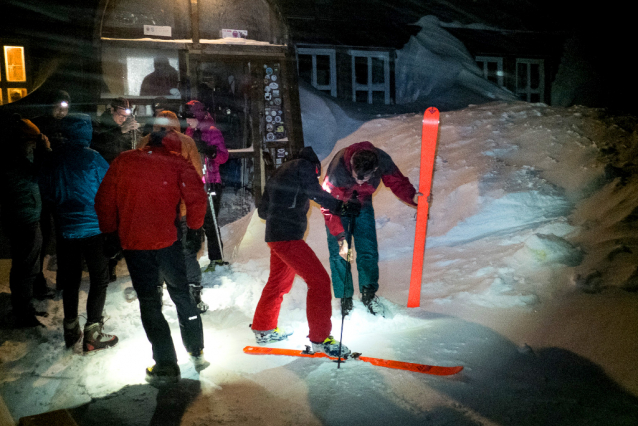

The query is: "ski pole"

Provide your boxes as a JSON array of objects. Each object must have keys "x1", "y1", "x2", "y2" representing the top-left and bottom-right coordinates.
[
  {"x1": 207, "y1": 189, "x2": 224, "y2": 262},
  {"x1": 337, "y1": 190, "x2": 358, "y2": 369}
]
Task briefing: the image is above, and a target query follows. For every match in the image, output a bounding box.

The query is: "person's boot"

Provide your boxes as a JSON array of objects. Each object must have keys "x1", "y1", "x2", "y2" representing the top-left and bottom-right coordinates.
[
  {"x1": 340, "y1": 297, "x2": 353, "y2": 316},
  {"x1": 252, "y1": 327, "x2": 292, "y2": 344},
  {"x1": 83, "y1": 321, "x2": 118, "y2": 352},
  {"x1": 145, "y1": 363, "x2": 181, "y2": 387},
  {"x1": 63, "y1": 317, "x2": 82, "y2": 348},
  {"x1": 361, "y1": 288, "x2": 386, "y2": 317},
  {"x1": 311, "y1": 336, "x2": 351, "y2": 358},
  {"x1": 203, "y1": 259, "x2": 229, "y2": 273},
  {"x1": 189, "y1": 284, "x2": 208, "y2": 313},
  {"x1": 189, "y1": 349, "x2": 211, "y2": 372}
]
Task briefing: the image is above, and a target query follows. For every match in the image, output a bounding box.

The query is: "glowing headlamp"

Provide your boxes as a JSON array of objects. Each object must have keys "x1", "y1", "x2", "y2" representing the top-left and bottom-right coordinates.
[{"x1": 59, "y1": 101, "x2": 69, "y2": 108}]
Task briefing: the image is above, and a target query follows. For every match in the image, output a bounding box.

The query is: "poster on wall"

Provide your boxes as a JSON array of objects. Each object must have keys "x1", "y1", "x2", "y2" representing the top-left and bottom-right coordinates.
[{"x1": 263, "y1": 63, "x2": 288, "y2": 168}]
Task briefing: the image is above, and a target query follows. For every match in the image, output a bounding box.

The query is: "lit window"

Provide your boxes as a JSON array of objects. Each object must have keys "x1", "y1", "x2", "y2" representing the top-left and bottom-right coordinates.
[
  {"x1": 4, "y1": 46, "x2": 26, "y2": 82},
  {"x1": 8, "y1": 88, "x2": 27, "y2": 103}
]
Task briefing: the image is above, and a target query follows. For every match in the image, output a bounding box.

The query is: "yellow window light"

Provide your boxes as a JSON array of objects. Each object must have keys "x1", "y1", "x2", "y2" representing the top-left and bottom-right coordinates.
[{"x1": 4, "y1": 46, "x2": 27, "y2": 82}]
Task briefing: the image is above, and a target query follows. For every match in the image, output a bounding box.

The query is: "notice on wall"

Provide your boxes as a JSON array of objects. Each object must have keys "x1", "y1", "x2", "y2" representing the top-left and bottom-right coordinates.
[
  {"x1": 144, "y1": 25, "x2": 172, "y2": 37},
  {"x1": 263, "y1": 63, "x2": 286, "y2": 143}
]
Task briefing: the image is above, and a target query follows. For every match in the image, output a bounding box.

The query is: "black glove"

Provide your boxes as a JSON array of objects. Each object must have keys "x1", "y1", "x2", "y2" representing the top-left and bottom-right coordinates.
[
  {"x1": 340, "y1": 198, "x2": 362, "y2": 217},
  {"x1": 103, "y1": 233, "x2": 122, "y2": 259},
  {"x1": 203, "y1": 145, "x2": 217, "y2": 158},
  {"x1": 185, "y1": 227, "x2": 204, "y2": 252}
]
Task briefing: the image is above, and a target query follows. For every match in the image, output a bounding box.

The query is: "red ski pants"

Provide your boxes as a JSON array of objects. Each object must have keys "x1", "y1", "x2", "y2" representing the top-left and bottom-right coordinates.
[{"x1": 252, "y1": 240, "x2": 332, "y2": 343}]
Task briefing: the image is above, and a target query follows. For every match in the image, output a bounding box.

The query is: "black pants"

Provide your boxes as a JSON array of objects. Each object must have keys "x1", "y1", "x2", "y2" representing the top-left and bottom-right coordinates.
[
  {"x1": 204, "y1": 183, "x2": 223, "y2": 261},
  {"x1": 178, "y1": 217, "x2": 202, "y2": 285},
  {"x1": 124, "y1": 241, "x2": 204, "y2": 366},
  {"x1": 6, "y1": 222, "x2": 41, "y2": 314},
  {"x1": 57, "y1": 234, "x2": 110, "y2": 324}
]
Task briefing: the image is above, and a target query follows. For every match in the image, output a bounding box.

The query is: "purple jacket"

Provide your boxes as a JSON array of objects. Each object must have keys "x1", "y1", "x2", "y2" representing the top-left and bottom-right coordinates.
[{"x1": 185, "y1": 117, "x2": 228, "y2": 184}]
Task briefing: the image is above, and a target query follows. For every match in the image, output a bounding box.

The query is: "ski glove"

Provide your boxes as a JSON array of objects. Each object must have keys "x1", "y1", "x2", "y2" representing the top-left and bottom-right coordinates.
[
  {"x1": 103, "y1": 233, "x2": 122, "y2": 259},
  {"x1": 185, "y1": 227, "x2": 204, "y2": 253},
  {"x1": 338, "y1": 239, "x2": 350, "y2": 262},
  {"x1": 340, "y1": 199, "x2": 362, "y2": 217},
  {"x1": 203, "y1": 145, "x2": 217, "y2": 158}
]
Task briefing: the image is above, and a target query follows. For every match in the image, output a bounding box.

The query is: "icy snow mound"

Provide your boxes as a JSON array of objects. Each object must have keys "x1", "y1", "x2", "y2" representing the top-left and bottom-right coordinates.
[{"x1": 395, "y1": 16, "x2": 516, "y2": 109}]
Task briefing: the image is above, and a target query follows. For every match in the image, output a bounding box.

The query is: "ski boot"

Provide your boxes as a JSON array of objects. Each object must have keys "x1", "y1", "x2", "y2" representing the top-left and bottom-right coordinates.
[
  {"x1": 311, "y1": 336, "x2": 351, "y2": 358},
  {"x1": 361, "y1": 289, "x2": 386, "y2": 317},
  {"x1": 83, "y1": 320, "x2": 119, "y2": 352},
  {"x1": 189, "y1": 349, "x2": 211, "y2": 372},
  {"x1": 203, "y1": 259, "x2": 229, "y2": 273},
  {"x1": 252, "y1": 326, "x2": 292, "y2": 344},
  {"x1": 340, "y1": 297, "x2": 353, "y2": 316},
  {"x1": 146, "y1": 363, "x2": 181, "y2": 387},
  {"x1": 189, "y1": 284, "x2": 209, "y2": 313}
]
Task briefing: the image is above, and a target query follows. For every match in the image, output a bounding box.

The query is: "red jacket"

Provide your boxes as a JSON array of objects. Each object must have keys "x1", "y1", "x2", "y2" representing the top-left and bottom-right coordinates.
[
  {"x1": 322, "y1": 141, "x2": 417, "y2": 237},
  {"x1": 95, "y1": 132, "x2": 207, "y2": 250}
]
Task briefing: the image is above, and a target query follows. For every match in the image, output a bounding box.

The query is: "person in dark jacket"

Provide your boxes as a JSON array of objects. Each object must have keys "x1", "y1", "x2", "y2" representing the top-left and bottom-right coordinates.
[
  {"x1": 322, "y1": 141, "x2": 418, "y2": 316},
  {"x1": 95, "y1": 129, "x2": 208, "y2": 386},
  {"x1": 252, "y1": 146, "x2": 357, "y2": 357},
  {"x1": 91, "y1": 97, "x2": 140, "y2": 281},
  {"x1": 39, "y1": 114, "x2": 119, "y2": 352},
  {"x1": 0, "y1": 115, "x2": 51, "y2": 327},
  {"x1": 32, "y1": 89, "x2": 72, "y2": 297}
]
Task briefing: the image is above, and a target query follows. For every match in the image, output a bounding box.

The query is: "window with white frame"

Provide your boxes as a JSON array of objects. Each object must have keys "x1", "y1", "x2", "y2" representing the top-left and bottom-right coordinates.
[
  {"x1": 350, "y1": 50, "x2": 390, "y2": 105},
  {"x1": 476, "y1": 56, "x2": 504, "y2": 87},
  {"x1": 516, "y1": 58, "x2": 544, "y2": 103},
  {"x1": 296, "y1": 48, "x2": 337, "y2": 97}
]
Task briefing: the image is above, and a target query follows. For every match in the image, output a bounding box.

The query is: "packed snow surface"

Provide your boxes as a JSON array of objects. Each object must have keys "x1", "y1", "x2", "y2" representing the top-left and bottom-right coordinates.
[{"x1": 2, "y1": 101, "x2": 638, "y2": 425}]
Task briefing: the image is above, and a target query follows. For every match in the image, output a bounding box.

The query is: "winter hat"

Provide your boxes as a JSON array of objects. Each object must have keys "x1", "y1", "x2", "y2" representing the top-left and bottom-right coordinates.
[
  {"x1": 153, "y1": 110, "x2": 180, "y2": 132},
  {"x1": 12, "y1": 114, "x2": 40, "y2": 139},
  {"x1": 50, "y1": 90, "x2": 71, "y2": 106},
  {"x1": 186, "y1": 100, "x2": 207, "y2": 120},
  {"x1": 152, "y1": 96, "x2": 168, "y2": 111},
  {"x1": 61, "y1": 113, "x2": 92, "y2": 146}
]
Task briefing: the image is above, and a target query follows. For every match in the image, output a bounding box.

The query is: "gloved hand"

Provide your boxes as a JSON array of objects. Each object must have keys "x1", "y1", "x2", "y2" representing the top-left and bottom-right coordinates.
[
  {"x1": 338, "y1": 238, "x2": 350, "y2": 262},
  {"x1": 103, "y1": 233, "x2": 122, "y2": 259},
  {"x1": 185, "y1": 227, "x2": 204, "y2": 252},
  {"x1": 340, "y1": 198, "x2": 362, "y2": 217},
  {"x1": 204, "y1": 145, "x2": 217, "y2": 158}
]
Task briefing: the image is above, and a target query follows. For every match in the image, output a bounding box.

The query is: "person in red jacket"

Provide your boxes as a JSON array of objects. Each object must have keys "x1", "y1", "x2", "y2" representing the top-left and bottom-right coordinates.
[
  {"x1": 95, "y1": 130, "x2": 208, "y2": 386},
  {"x1": 322, "y1": 141, "x2": 418, "y2": 316}
]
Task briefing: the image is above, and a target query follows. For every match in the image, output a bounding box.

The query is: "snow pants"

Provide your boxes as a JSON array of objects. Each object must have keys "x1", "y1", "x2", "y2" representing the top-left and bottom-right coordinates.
[
  {"x1": 124, "y1": 241, "x2": 204, "y2": 367},
  {"x1": 252, "y1": 240, "x2": 332, "y2": 343},
  {"x1": 204, "y1": 183, "x2": 223, "y2": 261},
  {"x1": 326, "y1": 204, "x2": 379, "y2": 299},
  {"x1": 58, "y1": 234, "x2": 110, "y2": 325}
]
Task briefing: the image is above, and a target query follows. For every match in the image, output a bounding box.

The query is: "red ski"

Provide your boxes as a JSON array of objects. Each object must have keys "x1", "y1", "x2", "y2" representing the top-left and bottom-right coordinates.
[
  {"x1": 408, "y1": 107, "x2": 440, "y2": 308},
  {"x1": 243, "y1": 346, "x2": 463, "y2": 376}
]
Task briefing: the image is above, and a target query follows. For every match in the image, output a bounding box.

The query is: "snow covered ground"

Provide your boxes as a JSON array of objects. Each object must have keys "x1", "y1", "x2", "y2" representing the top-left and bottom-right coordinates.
[{"x1": 1, "y1": 98, "x2": 638, "y2": 425}]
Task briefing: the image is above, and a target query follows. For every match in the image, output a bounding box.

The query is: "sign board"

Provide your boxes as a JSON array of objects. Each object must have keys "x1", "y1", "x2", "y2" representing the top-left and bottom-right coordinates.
[
  {"x1": 221, "y1": 29, "x2": 248, "y2": 39},
  {"x1": 144, "y1": 25, "x2": 172, "y2": 37}
]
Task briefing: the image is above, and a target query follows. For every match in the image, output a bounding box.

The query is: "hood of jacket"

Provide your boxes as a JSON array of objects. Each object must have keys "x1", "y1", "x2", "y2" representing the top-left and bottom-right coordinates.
[
  {"x1": 343, "y1": 141, "x2": 376, "y2": 173},
  {"x1": 60, "y1": 113, "x2": 93, "y2": 147},
  {"x1": 297, "y1": 146, "x2": 321, "y2": 176}
]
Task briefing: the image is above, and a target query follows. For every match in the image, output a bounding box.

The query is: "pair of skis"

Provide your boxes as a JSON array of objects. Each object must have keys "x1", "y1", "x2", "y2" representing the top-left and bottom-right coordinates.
[{"x1": 243, "y1": 346, "x2": 463, "y2": 376}]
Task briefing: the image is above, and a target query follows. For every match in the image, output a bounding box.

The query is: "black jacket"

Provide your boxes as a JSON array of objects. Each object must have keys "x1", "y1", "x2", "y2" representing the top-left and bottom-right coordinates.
[{"x1": 258, "y1": 147, "x2": 340, "y2": 242}]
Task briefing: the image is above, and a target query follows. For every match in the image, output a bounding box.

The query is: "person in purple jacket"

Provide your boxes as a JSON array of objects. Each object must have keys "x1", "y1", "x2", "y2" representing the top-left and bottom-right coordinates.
[{"x1": 184, "y1": 100, "x2": 229, "y2": 272}]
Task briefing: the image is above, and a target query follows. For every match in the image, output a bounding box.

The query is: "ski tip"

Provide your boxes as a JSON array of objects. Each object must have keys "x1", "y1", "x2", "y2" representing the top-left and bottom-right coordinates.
[{"x1": 426, "y1": 106, "x2": 439, "y2": 115}]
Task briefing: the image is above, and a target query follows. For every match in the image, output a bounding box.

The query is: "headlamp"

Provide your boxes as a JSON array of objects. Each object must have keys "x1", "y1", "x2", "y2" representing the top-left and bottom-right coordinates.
[{"x1": 59, "y1": 101, "x2": 68, "y2": 108}]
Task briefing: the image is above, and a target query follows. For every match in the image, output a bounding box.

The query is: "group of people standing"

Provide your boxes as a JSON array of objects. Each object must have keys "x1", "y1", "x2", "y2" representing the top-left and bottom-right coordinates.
[
  {"x1": 1, "y1": 87, "x2": 418, "y2": 387},
  {"x1": 1, "y1": 91, "x2": 229, "y2": 385}
]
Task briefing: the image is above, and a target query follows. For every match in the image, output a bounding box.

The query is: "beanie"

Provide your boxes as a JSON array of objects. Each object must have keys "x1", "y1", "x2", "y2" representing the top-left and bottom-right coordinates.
[{"x1": 153, "y1": 110, "x2": 180, "y2": 132}]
